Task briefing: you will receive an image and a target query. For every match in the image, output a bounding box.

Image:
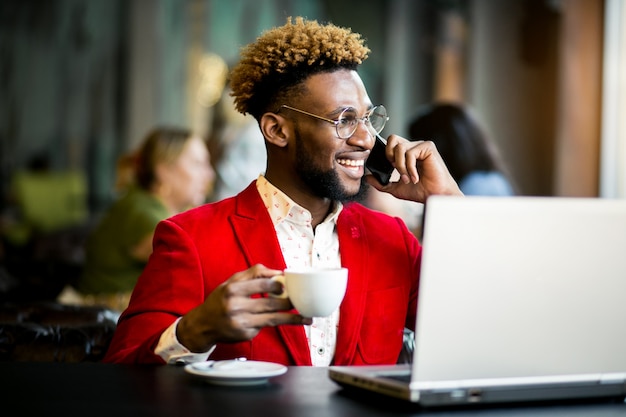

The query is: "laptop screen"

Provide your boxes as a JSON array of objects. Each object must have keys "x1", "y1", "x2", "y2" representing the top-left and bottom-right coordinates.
[{"x1": 412, "y1": 196, "x2": 626, "y2": 383}]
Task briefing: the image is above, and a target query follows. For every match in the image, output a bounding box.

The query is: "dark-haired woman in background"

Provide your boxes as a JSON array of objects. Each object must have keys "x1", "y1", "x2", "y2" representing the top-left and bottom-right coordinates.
[{"x1": 408, "y1": 103, "x2": 516, "y2": 196}]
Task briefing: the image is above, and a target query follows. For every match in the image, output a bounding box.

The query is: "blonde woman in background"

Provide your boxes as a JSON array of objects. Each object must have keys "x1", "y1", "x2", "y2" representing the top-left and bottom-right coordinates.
[{"x1": 59, "y1": 127, "x2": 215, "y2": 312}]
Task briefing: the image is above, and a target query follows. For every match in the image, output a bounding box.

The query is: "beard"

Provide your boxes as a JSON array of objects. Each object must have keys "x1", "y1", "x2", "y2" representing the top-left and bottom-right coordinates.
[{"x1": 294, "y1": 131, "x2": 369, "y2": 203}]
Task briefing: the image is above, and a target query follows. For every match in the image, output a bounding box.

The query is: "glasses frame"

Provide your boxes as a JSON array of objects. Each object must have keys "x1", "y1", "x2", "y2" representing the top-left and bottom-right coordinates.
[{"x1": 280, "y1": 104, "x2": 388, "y2": 140}]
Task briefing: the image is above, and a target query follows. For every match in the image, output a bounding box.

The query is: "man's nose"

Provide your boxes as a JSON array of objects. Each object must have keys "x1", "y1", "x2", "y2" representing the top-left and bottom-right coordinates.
[{"x1": 347, "y1": 120, "x2": 376, "y2": 150}]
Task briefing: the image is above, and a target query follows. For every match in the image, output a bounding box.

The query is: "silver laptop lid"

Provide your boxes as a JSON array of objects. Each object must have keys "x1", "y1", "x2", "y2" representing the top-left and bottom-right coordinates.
[{"x1": 412, "y1": 196, "x2": 626, "y2": 384}]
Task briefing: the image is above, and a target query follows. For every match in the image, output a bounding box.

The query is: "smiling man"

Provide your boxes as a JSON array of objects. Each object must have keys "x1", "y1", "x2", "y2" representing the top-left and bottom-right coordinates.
[{"x1": 104, "y1": 17, "x2": 461, "y2": 366}]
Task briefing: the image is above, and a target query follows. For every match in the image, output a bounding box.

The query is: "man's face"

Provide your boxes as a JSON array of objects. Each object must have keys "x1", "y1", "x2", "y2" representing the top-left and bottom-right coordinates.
[
  {"x1": 287, "y1": 70, "x2": 376, "y2": 202},
  {"x1": 294, "y1": 129, "x2": 369, "y2": 203}
]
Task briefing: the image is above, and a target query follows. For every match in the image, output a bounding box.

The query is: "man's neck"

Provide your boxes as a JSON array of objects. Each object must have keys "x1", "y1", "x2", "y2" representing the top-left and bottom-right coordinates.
[
  {"x1": 263, "y1": 176, "x2": 334, "y2": 228},
  {"x1": 259, "y1": 175, "x2": 336, "y2": 229}
]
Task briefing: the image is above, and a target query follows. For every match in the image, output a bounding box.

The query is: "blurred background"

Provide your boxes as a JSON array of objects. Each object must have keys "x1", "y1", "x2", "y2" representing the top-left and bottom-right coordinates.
[
  {"x1": 2, "y1": 0, "x2": 625, "y2": 208},
  {"x1": 1, "y1": 0, "x2": 625, "y2": 242}
]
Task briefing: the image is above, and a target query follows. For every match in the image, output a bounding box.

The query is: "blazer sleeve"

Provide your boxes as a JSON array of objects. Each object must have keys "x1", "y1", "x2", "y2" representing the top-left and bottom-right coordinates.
[{"x1": 103, "y1": 218, "x2": 209, "y2": 364}]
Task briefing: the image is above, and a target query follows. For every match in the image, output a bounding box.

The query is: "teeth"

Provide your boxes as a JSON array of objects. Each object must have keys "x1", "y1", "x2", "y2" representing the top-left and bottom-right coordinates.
[{"x1": 337, "y1": 159, "x2": 364, "y2": 167}]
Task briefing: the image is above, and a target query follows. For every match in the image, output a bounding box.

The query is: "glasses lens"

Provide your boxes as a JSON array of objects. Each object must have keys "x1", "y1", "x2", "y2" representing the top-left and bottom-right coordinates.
[
  {"x1": 336, "y1": 109, "x2": 358, "y2": 139},
  {"x1": 336, "y1": 106, "x2": 388, "y2": 139},
  {"x1": 368, "y1": 105, "x2": 388, "y2": 134}
]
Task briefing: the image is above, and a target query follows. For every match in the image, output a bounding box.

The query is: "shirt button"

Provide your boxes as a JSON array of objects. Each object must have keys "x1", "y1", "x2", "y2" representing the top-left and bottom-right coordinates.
[{"x1": 317, "y1": 347, "x2": 325, "y2": 356}]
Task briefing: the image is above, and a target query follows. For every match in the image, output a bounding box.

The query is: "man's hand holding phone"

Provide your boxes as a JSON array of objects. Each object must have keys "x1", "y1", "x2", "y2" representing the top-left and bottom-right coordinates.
[{"x1": 365, "y1": 134, "x2": 463, "y2": 203}]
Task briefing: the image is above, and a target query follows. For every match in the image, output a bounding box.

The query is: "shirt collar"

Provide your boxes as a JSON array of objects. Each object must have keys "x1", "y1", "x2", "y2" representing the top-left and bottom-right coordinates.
[{"x1": 256, "y1": 175, "x2": 343, "y2": 228}]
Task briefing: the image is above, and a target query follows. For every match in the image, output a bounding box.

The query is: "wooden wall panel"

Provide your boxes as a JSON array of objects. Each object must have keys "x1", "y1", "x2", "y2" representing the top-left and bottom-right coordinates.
[{"x1": 553, "y1": 0, "x2": 604, "y2": 196}]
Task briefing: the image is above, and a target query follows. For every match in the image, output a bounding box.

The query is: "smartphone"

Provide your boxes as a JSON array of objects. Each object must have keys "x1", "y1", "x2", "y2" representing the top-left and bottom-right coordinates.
[{"x1": 365, "y1": 134, "x2": 394, "y2": 185}]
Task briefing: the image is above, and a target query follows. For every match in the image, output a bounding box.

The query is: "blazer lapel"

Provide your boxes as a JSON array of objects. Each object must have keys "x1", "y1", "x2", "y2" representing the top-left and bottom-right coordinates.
[
  {"x1": 230, "y1": 184, "x2": 284, "y2": 269},
  {"x1": 333, "y1": 207, "x2": 368, "y2": 365},
  {"x1": 229, "y1": 183, "x2": 312, "y2": 365}
]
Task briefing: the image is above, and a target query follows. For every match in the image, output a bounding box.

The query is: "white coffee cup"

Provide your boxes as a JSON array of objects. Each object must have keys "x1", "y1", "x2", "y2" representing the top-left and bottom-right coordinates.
[{"x1": 271, "y1": 267, "x2": 348, "y2": 317}]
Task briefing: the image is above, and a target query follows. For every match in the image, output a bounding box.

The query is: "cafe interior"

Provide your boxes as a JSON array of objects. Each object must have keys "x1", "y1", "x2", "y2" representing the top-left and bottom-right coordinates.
[{"x1": 0, "y1": 0, "x2": 625, "y2": 407}]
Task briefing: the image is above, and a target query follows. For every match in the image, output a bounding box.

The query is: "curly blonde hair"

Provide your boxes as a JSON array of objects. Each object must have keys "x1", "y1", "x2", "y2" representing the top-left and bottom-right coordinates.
[{"x1": 230, "y1": 17, "x2": 370, "y2": 119}]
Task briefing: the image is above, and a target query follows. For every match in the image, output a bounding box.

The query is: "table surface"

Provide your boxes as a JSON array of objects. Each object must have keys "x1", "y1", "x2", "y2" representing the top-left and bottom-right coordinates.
[{"x1": 2, "y1": 362, "x2": 626, "y2": 417}]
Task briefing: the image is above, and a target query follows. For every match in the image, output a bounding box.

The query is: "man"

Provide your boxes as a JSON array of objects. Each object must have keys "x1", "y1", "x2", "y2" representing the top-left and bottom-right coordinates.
[{"x1": 103, "y1": 17, "x2": 462, "y2": 366}]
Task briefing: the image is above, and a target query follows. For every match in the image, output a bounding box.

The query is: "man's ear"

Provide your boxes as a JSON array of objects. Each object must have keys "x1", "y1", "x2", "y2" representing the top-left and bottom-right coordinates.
[{"x1": 260, "y1": 112, "x2": 289, "y2": 148}]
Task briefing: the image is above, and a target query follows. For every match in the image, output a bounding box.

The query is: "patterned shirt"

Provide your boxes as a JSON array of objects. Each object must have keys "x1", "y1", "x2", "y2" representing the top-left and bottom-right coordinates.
[{"x1": 257, "y1": 175, "x2": 342, "y2": 366}]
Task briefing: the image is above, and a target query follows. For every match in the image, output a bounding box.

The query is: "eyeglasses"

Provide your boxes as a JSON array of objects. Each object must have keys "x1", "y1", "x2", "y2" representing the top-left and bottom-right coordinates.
[{"x1": 280, "y1": 104, "x2": 389, "y2": 140}]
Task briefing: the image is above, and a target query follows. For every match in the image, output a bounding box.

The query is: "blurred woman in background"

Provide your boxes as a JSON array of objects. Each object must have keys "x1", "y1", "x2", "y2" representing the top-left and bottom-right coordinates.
[
  {"x1": 61, "y1": 127, "x2": 215, "y2": 311},
  {"x1": 408, "y1": 102, "x2": 516, "y2": 196}
]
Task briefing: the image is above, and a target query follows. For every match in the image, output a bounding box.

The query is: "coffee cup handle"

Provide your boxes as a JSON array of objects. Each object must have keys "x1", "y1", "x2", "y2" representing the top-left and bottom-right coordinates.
[{"x1": 269, "y1": 275, "x2": 288, "y2": 299}]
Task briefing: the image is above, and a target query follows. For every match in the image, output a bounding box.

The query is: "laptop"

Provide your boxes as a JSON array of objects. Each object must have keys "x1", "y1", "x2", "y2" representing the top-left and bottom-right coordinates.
[{"x1": 329, "y1": 195, "x2": 626, "y2": 407}]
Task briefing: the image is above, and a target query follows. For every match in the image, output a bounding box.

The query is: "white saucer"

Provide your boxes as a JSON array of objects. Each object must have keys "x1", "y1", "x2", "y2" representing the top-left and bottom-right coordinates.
[{"x1": 185, "y1": 360, "x2": 288, "y2": 386}]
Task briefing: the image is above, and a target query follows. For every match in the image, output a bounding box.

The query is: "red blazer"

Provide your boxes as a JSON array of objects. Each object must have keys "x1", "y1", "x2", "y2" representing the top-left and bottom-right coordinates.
[{"x1": 103, "y1": 182, "x2": 421, "y2": 365}]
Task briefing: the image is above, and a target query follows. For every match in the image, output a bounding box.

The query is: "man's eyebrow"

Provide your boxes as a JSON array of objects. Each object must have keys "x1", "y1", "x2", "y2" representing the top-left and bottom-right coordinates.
[
  {"x1": 328, "y1": 107, "x2": 354, "y2": 117},
  {"x1": 333, "y1": 106, "x2": 373, "y2": 115}
]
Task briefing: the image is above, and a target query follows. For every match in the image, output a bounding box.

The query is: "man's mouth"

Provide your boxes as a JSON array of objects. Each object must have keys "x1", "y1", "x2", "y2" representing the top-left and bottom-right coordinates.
[{"x1": 337, "y1": 158, "x2": 364, "y2": 168}]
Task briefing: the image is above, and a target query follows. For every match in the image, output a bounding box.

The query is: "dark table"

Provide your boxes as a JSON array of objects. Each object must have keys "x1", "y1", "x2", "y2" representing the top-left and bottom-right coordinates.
[{"x1": 2, "y1": 362, "x2": 625, "y2": 417}]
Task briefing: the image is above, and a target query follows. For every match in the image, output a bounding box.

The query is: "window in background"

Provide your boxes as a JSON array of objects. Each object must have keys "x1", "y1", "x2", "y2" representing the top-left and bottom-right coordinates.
[{"x1": 600, "y1": 0, "x2": 626, "y2": 198}]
